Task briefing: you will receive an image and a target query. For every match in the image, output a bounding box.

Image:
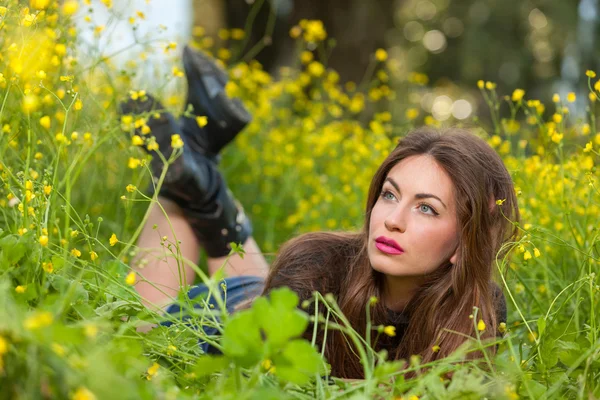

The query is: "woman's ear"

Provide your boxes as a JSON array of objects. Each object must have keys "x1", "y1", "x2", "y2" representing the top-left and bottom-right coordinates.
[{"x1": 449, "y1": 246, "x2": 458, "y2": 265}]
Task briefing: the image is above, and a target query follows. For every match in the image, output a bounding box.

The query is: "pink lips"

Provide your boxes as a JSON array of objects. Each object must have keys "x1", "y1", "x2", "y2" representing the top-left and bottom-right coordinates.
[{"x1": 375, "y1": 236, "x2": 404, "y2": 255}]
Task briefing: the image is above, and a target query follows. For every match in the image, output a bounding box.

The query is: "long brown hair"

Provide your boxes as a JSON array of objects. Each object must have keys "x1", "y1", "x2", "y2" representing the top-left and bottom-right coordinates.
[{"x1": 262, "y1": 127, "x2": 520, "y2": 378}]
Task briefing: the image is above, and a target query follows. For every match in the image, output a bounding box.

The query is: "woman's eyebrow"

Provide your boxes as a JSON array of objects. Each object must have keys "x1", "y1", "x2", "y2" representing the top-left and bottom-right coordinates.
[{"x1": 384, "y1": 177, "x2": 448, "y2": 210}]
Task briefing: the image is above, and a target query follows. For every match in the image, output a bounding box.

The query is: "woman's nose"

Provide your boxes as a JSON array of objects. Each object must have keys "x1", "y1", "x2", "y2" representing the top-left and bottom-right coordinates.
[{"x1": 384, "y1": 205, "x2": 407, "y2": 233}]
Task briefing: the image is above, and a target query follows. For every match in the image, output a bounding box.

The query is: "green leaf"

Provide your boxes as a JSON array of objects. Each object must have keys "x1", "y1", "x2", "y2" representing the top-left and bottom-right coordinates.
[
  {"x1": 0, "y1": 234, "x2": 29, "y2": 267},
  {"x1": 194, "y1": 355, "x2": 230, "y2": 377},
  {"x1": 272, "y1": 339, "x2": 322, "y2": 385},
  {"x1": 537, "y1": 316, "x2": 546, "y2": 337},
  {"x1": 253, "y1": 288, "x2": 308, "y2": 347},
  {"x1": 222, "y1": 309, "x2": 264, "y2": 367}
]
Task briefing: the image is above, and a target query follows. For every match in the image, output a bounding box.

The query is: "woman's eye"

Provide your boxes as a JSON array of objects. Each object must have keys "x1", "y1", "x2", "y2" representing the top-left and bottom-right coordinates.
[
  {"x1": 419, "y1": 204, "x2": 437, "y2": 215},
  {"x1": 381, "y1": 190, "x2": 396, "y2": 200}
]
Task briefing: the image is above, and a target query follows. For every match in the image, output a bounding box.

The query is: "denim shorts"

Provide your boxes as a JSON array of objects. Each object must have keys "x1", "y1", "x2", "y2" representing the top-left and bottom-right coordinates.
[{"x1": 162, "y1": 275, "x2": 265, "y2": 354}]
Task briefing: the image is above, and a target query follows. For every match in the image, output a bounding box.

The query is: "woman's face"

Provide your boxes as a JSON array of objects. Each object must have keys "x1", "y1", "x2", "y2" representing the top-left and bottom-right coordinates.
[{"x1": 368, "y1": 155, "x2": 459, "y2": 280}]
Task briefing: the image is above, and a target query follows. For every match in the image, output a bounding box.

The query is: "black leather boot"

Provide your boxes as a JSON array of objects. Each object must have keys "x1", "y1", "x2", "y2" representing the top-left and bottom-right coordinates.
[
  {"x1": 119, "y1": 96, "x2": 252, "y2": 258},
  {"x1": 179, "y1": 45, "x2": 252, "y2": 160}
]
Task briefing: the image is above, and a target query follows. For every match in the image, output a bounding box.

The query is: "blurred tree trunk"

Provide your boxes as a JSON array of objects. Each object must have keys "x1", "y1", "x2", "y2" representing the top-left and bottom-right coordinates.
[
  {"x1": 192, "y1": 0, "x2": 227, "y2": 40},
  {"x1": 289, "y1": 0, "x2": 397, "y2": 83},
  {"x1": 192, "y1": 0, "x2": 397, "y2": 83}
]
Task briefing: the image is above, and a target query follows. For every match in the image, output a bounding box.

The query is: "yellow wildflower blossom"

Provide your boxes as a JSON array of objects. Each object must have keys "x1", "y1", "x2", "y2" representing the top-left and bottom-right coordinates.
[
  {"x1": 131, "y1": 135, "x2": 144, "y2": 146},
  {"x1": 24, "y1": 311, "x2": 53, "y2": 330},
  {"x1": 383, "y1": 325, "x2": 396, "y2": 337},
  {"x1": 477, "y1": 319, "x2": 486, "y2": 331},
  {"x1": 15, "y1": 285, "x2": 26, "y2": 294},
  {"x1": 498, "y1": 322, "x2": 507, "y2": 333},
  {"x1": 196, "y1": 116, "x2": 208, "y2": 127},
  {"x1": 71, "y1": 248, "x2": 81, "y2": 258},
  {"x1": 375, "y1": 49, "x2": 388, "y2": 62},
  {"x1": 127, "y1": 157, "x2": 141, "y2": 169},
  {"x1": 511, "y1": 89, "x2": 525, "y2": 102},
  {"x1": 90, "y1": 251, "x2": 98, "y2": 261},
  {"x1": 39, "y1": 235, "x2": 49, "y2": 246},
  {"x1": 72, "y1": 387, "x2": 96, "y2": 400},
  {"x1": 146, "y1": 362, "x2": 160, "y2": 380},
  {"x1": 109, "y1": 233, "x2": 118, "y2": 246},
  {"x1": 125, "y1": 271, "x2": 136, "y2": 286},
  {"x1": 586, "y1": 70, "x2": 596, "y2": 78},
  {"x1": 171, "y1": 134, "x2": 184, "y2": 149},
  {"x1": 567, "y1": 92, "x2": 576, "y2": 103}
]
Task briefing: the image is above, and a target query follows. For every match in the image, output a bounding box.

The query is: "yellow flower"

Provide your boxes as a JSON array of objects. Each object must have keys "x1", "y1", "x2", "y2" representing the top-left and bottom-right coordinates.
[
  {"x1": 127, "y1": 157, "x2": 141, "y2": 169},
  {"x1": 71, "y1": 248, "x2": 81, "y2": 258},
  {"x1": 23, "y1": 94, "x2": 40, "y2": 113},
  {"x1": 300, "y1": 51, "x2": 313, "y2": 64},
  {"x1": 261, "y1": 359, "x2": 276, "y2": 373},
  {"x1": 584, "y1": 142, "x2": 593, "y2": 152},
  {"x1": 146, "y1": 138, "x2": 159, "y2": 151},
  {"x1": 62, "y1": 0, "x2": 79, "y2": 15},
  {"x1": 84, "y1": 324, "x2": 98, "y2": 338},
  {"x1": 39, "y1": 235, "x2": 49, "y2": 246},
  {"x1": 146, "y1": 362, "x2": 160, "y2": 380},
  {"x1": 72, "y1": 386, "x2": 96, "y2": 400},
  {"x1": 43, "y1": 185, "x2": 52, "y2": 195},
  {"x1": 172, "y1": 66, "x2": 184, "y2": 78},
  {"x1": 587, "y1": 70, "x2": 596, "y2": 78},
  {"x1": 289, "y1": 25, "x2": 302, "y2": 39},
  {"x1": 533, "y1": 248, "x2": 541, "y2": 258},
  {"x1": 551, "y1": 132, "x2": 563, "y2": 144},
  {"x1": 90, "y1": 251, "x2": 98, "y2": 261},
  {"x1": 567, "y1": 92, "x2": 576, "y2": 103},
  {"x1": 432, "y1": 345, "x2": 440, "y2": 353},
  {"x1": 523, "y1": 250, "x2": 532, "y2": 260},
  {"x1": 552, "y1": 113, "x2": 562, "y2": 124},
  {"x1": 485, "y1": 81, "x2": 496, "y2": 90},
  {"x1": 24, "y1": 311, "x2": 53, "y2": 330},
  {"x1": 171, "y1": 134, "x2": 184, "y2": 149},
  {"x1": 476, "y1": 80, "x2": 484, "y2": 89},
  {"x1": 131, "y1": 135, "x2": 144, "y2": 146},
  {"x1": 552, "y1": 93, "x2": 560, "y2": 103},
  {"x1": 511, "y1": 89, "x2": 525, "y2": 102},
  {"x1": 0, "y1": 7, "x2": 6, "y2": 17},
  {"x1": 0, "y1": 336, "x2": 8, "y2": 355},
  {"x1": 164, "y1": 41, "x2": 177, "y2": 53},
  {"x1": 307, "y1": 61, "x2": 325, "y2": 77},
  {"x1": 109, "y1": 233, "x2": 118, "y2": 246},
  {"x1": 383, "y1": 325, "x2": 396, "y2": 337},
  {"x1": 42, "y1": 262, "x2": 54, "y2": 273},
  {"x1": 405, "y1": 108, "x2": 419, "y2": 120},
  {"x1": 231, "y1": 28, "x2": 245, "y2": 40},
  {"x1": 22, "y1": 13, "x2": 36, "y2": 27},
  {"x1": 70, "y1": 230, "x2": 79, "y2": 238},
  {"x1": 126, "y1": 184, "x2": 137, "y2": 193},
  {"x1": 375, "y1": 48, "x2": 388, "y2": 62},
  {"x1": 582, "y1": 123, "x2": 591, "y2": 135},
  {"x1": 125, "y1": 271, "x2": 136, "y2": 286},
  {"x1": 39, "y1": 116, "x2": 51, "y2": 129},
  {"x1": 15, "y1": 285, "x2": 26, "y2": 294},
  {"x1": 498, "y1": 322, "x2": 507, "y2": 334},
  {"x1": 477, "y1": 319, "x2": 486, "y2": 331},
  {"x1": 196, "y1": 116, "x2": 208, "y2": 128},
  {"x1": 495, "y1": 199, "x2": 506, "y2": 205}
]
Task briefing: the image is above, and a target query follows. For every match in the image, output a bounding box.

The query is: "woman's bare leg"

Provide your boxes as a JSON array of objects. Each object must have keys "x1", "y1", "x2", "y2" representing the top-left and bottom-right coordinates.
[
  {"x1": 133, "y1": 196, "x2": 269, "y2": 311},
  {"x1": 206, "y1": 237, "x2": 269, "y2": 278}
]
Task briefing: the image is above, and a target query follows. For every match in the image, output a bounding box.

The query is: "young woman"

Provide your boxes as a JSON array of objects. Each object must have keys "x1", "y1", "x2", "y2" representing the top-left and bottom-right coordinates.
[{"x1": 125, "y1": 46, "x2": 518, "y2": 379}]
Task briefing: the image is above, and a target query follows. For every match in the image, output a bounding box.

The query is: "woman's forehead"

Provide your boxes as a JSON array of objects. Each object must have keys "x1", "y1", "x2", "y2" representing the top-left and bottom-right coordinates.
[{"x1": 385, "y1": 155, "x2": 455, "y2": 203}]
